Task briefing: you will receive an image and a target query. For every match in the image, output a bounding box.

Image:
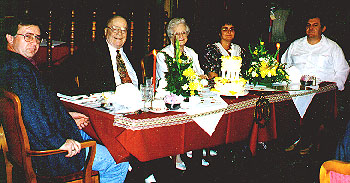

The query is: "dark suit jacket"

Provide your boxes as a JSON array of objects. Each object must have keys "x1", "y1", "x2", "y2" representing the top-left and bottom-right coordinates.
[
  {"x1": 0, "y1": 51, "x2": 85, "y2": 176},
  {"x1": 55, "y1": 39, "x2": 141, "y2": 95}
]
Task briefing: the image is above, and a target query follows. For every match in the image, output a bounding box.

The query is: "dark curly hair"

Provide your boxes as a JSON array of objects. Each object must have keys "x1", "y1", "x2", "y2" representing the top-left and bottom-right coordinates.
[{"x1": 3, "y1": 15, "x2": 42, "y2": 36}]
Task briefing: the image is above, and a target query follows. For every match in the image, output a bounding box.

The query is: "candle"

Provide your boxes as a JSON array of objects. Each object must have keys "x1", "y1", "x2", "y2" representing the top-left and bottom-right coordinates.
[
  {"x1": 152, "y1": 49, "x2": 157, "y2": 92},
  {"x1": 276, "y1": 43, "x2": 280, "y2": 62}
]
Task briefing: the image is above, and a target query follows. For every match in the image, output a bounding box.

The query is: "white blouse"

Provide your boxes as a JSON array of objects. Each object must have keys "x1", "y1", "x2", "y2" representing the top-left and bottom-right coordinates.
[{"x1": 156, "y1": 44, "x2": 204, "y2": 80}]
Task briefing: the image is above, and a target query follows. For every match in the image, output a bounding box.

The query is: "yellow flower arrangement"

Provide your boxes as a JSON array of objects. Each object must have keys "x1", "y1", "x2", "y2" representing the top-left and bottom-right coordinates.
[
  {"x1": 161, "y1": 39, "x2": 202, "y2": 97},
  {"x1": 242, "y1": 40, "x2": 289, "y2": 87},
  {"x1": 182, "y1": 67, "x2": 197, "y2": 80}
]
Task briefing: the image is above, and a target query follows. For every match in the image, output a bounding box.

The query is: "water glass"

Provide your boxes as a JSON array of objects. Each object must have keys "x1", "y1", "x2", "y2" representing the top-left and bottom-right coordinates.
[
  {"x1": 140, "y1": 84, "x2": 154, "y2": 111},
  {"x1": 145, "y1": 77, "x2": 153, "y2": 87}
]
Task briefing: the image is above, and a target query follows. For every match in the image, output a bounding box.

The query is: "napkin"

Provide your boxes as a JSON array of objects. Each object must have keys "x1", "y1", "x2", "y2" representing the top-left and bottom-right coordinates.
[
  {"x1": 107, "y1": 83, "x2": 143, "y2": 113},
  {"x1": 288, "y1": 90, "x2": 315, "y2": 118},
  {"x1": 184, "y1": 95, "x2": 228, "y2": 136},
  {"x1": 154, "y1": 79, "x2": 170, "y2": 99},
  {"x1": 286, "y1": 66, "x2": 302, "y2": 84}
]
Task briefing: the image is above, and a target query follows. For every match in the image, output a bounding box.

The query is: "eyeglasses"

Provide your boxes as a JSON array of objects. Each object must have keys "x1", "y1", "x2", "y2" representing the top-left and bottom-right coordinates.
[
  {"x1": 107, "y1": 26, "x2": 127, "y2": 35},
  {"x1": 173, "y1": 31, "x2": 188, "y2": 37},
  {"x1": 221, "y1": 27, "x2": 235, "y2": 32},
  {"x1": 16, "y1": 33, "x2": 42, "y2": 44}
]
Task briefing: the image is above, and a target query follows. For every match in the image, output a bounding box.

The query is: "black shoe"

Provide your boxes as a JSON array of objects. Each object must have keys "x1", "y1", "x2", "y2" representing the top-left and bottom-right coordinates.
[
  {"x1": 299, "y1": 144, "x2": 313, "y2": 155},
  {"x1": 284, "y1": 138, "x2": 300, "y2": 152}
]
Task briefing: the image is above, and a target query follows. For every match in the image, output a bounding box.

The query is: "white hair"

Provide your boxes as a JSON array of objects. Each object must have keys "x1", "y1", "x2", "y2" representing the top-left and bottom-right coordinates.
[{"x1": 166, "y1": 17, "x2": 190, "y2": 40}]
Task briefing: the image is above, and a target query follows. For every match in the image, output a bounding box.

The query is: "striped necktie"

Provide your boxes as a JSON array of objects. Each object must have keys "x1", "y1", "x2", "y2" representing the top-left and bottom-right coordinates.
[{"x1": 116, "y1": 50, "x2": 132, "y2": 84}]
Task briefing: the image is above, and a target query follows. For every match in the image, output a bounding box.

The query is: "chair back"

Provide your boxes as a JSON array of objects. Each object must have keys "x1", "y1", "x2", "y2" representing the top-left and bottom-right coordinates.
[
  {"x1": 320, "y1": 160, "x2": 350, "y2": 183},
  {"x1": 140, "y1": 50, "x2": 158, "y2": 84},
  {"x1": 0, "y1": 88, "x2": 36, "y2": 181},
  {"x1": 0, "y1": 88, "x2": 99, "y2": 182}
]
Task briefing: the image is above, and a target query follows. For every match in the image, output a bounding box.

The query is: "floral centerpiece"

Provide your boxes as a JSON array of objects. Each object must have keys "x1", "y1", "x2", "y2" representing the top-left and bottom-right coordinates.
[
  {"x1": 242, "y1": 40, "x2": 289, "y2": 87},
  {"x1": 163, "y1": 93, "x2": 182, "y2": 110},
  {"x1": 161, "y1": 39, "x2": 203, "y2": 98}
]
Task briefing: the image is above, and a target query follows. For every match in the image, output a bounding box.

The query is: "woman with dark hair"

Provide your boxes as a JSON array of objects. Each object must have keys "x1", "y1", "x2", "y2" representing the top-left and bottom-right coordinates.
[
  {"x1": 200, "y1": 19, "x2": 242, "y2": 158},
  {"x1": 202, "y1": 20, "x2": 242, "y2": 79}
]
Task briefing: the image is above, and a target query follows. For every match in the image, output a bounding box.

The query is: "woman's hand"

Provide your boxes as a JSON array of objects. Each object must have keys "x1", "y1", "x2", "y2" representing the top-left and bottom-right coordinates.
[
  {"x1": 59, "y1": 139, "x2": 81, "y2": 157},
  {"x1": 199, "y1": 74, "x2": 209, "y2": 79},
  {"x1": 69, "y1": 112, "x2": 90, "y2": 130},
  {"x1": 208, "y1": 72, "x2": 218, "y2": 79}
]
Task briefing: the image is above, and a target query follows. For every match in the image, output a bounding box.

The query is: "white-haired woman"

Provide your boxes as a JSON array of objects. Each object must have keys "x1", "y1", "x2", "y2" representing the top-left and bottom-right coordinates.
[
  {"x1": 156, "y1": 17, "x2": 205, "y2": 81},
  {"x1": 156, "y1": 17, "x2": 208, "y2": 171}
]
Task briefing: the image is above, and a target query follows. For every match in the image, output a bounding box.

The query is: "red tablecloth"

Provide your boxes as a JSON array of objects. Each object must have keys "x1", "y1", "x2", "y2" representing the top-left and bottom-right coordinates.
[{"x1": 62, "y1": 83, "x2": 337, "y2": 163}]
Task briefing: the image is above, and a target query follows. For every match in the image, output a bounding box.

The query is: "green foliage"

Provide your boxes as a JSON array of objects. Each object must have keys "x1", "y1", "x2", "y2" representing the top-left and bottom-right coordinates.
[
  {"x1": 161, "y1": 39, "x2": 194, "y2": 97},
  {"x1": 242, "y1": 39, "x2": 289, "y2": 87}
]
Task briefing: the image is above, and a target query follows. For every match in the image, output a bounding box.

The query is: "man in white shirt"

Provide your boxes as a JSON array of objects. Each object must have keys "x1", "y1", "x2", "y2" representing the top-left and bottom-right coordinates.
[
  {"x1": 56, "y1": 15, "x2": 139, "y2": 95},
  {"x1": 283, "y1": 14, "x2": 349, "y2": 155},
  {"x1": 281, "y1": 15, "x2": 349, "y2": 91}
]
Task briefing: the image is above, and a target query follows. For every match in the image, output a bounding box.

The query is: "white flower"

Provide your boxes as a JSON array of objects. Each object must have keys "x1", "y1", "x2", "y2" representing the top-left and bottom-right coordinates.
[
  {"x1": 182, "y1": 84, "x2": 189, "y2": 90},
  {"x1": 267, "y1": 72, "x2": 272, "y2": 77},
  {"x1": 200, "y1": 79, "x2": 209, "y2": 87},
  {"x1": 164, "y1": 93, "x2": 183, "y2": 104},
  {"x1": 252, "y1": 71, "x2": 257, "y2": 77}
]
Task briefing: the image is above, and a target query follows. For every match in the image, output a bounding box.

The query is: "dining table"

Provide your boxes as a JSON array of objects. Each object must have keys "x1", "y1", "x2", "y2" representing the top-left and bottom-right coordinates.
[{"x1": 61, "y1": 82, "x2": 337, "y2": 163}]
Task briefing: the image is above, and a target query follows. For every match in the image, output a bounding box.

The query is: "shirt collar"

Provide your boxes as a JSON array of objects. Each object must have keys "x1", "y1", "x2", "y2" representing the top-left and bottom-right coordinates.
[
  {"x1": 106, "y1": 40, "x2": 123, "y2": 53},
  {"x1": 305, "y1": 34, "x2": 326, "y2": 46},
  {"x1": 169, "y1": 44, "x2": 188, "y2": 54}
]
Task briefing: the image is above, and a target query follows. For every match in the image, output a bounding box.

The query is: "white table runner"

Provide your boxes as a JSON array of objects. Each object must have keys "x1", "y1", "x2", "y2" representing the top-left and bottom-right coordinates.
[{"x1": 181, "y1": 95, "x2": 228, "y2": 136}]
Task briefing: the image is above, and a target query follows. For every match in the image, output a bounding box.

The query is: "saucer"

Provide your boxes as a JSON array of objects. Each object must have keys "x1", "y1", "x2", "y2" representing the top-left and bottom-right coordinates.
[{"x1": 149, "y1": 108, "x2": 167, "y2": 113}]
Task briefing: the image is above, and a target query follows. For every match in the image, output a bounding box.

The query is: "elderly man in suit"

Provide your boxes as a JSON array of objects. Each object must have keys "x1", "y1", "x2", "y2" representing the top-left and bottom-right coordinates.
[
  {"x1": 0, "y1": 16, "x2": 129, "y2": 183},
  {"x1": 56, "y1": 15, "x2": 140, "y2": 95}
]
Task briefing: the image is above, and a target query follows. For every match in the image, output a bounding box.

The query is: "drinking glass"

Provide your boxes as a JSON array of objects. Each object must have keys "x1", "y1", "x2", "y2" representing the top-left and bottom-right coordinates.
[
  {"x1": 140, "y1": 84, "x2": 154, "y2": 111},
  {"x1": 145, "y1": 77, "x2": 153, "y2": 87}
]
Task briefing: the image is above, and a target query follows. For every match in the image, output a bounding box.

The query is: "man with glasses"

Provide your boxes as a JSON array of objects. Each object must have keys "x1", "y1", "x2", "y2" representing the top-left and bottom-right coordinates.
[
  {"x1": 56, "y1": 15, "x2": 139, "y2": 95},
  {"x1": 0, "y1": 16, "x2": 129, "y2": 182}
]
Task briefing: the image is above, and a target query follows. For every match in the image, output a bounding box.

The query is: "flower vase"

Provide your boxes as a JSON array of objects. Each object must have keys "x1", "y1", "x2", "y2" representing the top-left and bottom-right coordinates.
[
  {"x1": 258, "y1": 81, "x2": 273, "y2": 88},
  {"x1": 183, "y1": 97, "x2": 189, "y2": 102},
  {"x1": 165, "y1": 103, "x2": 181, "y2": 110},
  {"x1": 164, "y1": 93, "x2": 183, "y2": 110}
]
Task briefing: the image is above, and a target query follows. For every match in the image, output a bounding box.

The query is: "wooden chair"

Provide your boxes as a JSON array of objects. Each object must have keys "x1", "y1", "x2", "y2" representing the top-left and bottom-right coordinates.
[
  {"x1": 140, "y1": 49, "x2": 158, "y2": 85},
  {"x1": 0, "y1": 123, "x2": 13, "y2": 182},
  {"x1": 320, "y1": 160, "x2": 350, "y2": 183},
  {"x1": 0, "y1": 89, "x2": 99, "y2": 183}
]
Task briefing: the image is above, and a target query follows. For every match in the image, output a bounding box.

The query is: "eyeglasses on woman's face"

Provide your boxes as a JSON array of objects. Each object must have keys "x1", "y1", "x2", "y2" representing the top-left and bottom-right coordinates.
[{"x1": 173, "y1": 31, "x2": 188, "y2": 37}]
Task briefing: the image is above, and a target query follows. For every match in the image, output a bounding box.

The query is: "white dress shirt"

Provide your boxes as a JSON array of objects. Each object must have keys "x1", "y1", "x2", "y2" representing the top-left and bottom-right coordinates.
[
  {"x1": 281, "y1": 35, "x2": 349, "y2": 90},
  {"x1": 107, "y1": 42, "x2": 138, "y2": 88},
  {"x1": 156, "y1": 44, "x2": 204, "y2": 80}
]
